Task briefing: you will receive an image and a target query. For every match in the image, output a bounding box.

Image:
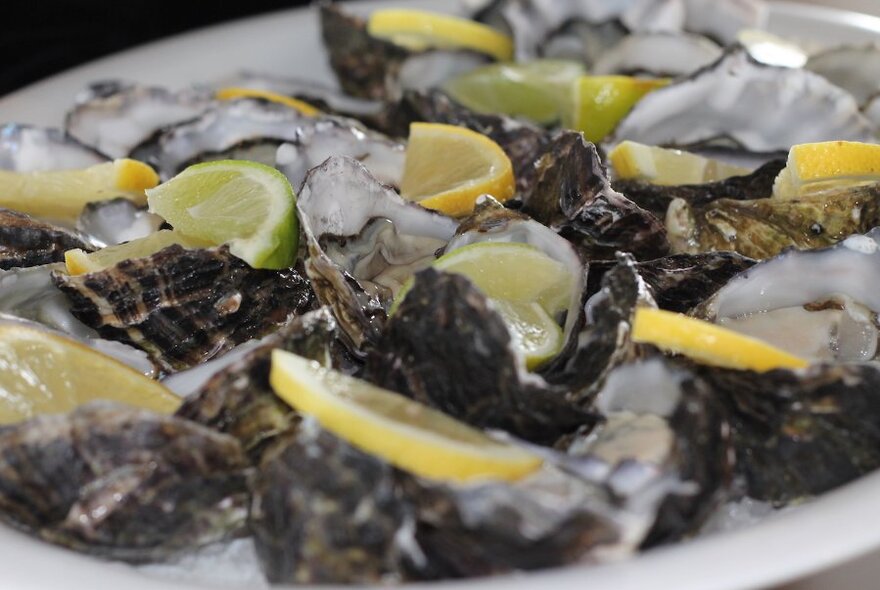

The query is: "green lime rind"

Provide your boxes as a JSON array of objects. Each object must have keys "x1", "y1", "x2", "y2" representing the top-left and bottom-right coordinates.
[{"x1": 145, "y1": 160, "x2": 298, "y2": 270}]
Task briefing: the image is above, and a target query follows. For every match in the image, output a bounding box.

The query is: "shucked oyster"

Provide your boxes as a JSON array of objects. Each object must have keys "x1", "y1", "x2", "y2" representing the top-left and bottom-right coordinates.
[
  {"x1": 611, "y1": 47, "x2": 878, "y2": 152},
  {"x1": 76, "y1": 198, "x2": 165, "y2": 248},
  {"x1": 591, "y1": 32, "x2": 722, "y2": 77},
  {"x1": 0, "y1": 208, "x2": 91, "y2": 270},
  {"x1": 0, "y1": 402, "x2": 249, "y2": 561},
  {"x1": 0, "y1": 124, "x2": 106, "y2": 171},
  {"x1": 297, "y1": 156, "x2": 457, "y2": 352},
  {"x1": 53, "y1": 245, "x2": 315, "y2": 372},
  {"x1": 667, "y1": 184, "x2": 880, "y2": 259}
]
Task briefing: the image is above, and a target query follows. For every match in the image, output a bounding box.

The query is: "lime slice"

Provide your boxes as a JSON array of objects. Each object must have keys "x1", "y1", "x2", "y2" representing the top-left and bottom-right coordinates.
[
  {"x1": 145, "y1": 160, "x2": 298, "y2": 270},
  {"x1": 494, "y1": 300, "x2": 564, "y2": 371},
  {"x1": 568, "y1": 76, "x2": 670, "y2": 143},
  {"x1": 64, "y1": 229, "x2": 212, "y2": 275},
  {"x1": 400, "y1": 123, "x2": 515, "y2": 217},
  {"x1": 270, "y1": 349, "x2": 542, "y2": 482},
  {"x1": 773, "y1": 141, "x2": 880, "y2": 199},
  {"x1": 0, "y1": 322, "x2": 180, "y2": 424},
  {"x1": 444, "y1": 60, "x2": 586, "y2": 124},
  {"x1": 0, "y1": 159, "x2": 158, "y2": 221},
  {"x1": 610, "y1": 140, "x2": 751, "y2": 185},
  {"x1": 367, "y1": 9, "x2": 513, "y2": 61},
  {"x1": 632, "y1": 308, "x2": 810, "y2": 372}
]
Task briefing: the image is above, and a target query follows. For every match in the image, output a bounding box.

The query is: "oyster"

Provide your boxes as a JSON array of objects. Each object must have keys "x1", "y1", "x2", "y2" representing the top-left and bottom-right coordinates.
[
  {"x1": 368, "y1": 267, "x2": 591, "y2": 443},
  {"x1": 177, "y1": 308, "x2": 345, "y2": 460},
  {"x1": 0, "y1": 402, "x2": 249, "y2": 561},
  {"x1": 52, "y1": 245, "x2": 315, "y2": 372},
  {"x1": 696, "y1": 362, "x2": 880, "y2": 505},
  {"x1": 611, "y1": 47, "x2": 878, "y2": 152},
  {"x1": 520, "y1": 131, "x2": 669, "y2": 261},
  {"x1": 297, "y1": 156, "x2": 457, "y2": 352},
  {"x1": 250, "y1": 421, "x2": 414, "y2": 584},
  {"x1": 697, "y1": 231, "x2": 880, "y2": 362},
  {"x1": 682, "y1": 0, "x2": 767, "y2": 45},
  {"x1": 76, "y1": 198, "x2": 165, "y2": 248},
  {"x1": 0, "y1": 124, "x2": 106, "y2": 171},
  {"x1": 132, "y1": 98, "x2": 405, "y2": 187},
  {"x1": 615, "y1": 158, "x2": 785, "y2": 218},
  {"x1": 666, "y1": 185, "x2": 880, "y2": 259},
  {"x1": 65, "y1": 81, "x2": 211, "y2": 158},
  {"x1": 0, "y1": 208, "x2": 91, "y2": 270},
  {"x1": 592, "y1": 32, "x2": 722, "y2": 77},
  {"x1": 805, "y1": 44, "x2": 880, "y2": 106}
]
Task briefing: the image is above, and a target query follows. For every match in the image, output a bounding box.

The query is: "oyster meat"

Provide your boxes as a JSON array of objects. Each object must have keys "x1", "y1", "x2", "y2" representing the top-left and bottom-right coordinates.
[
  {"x1": 0, "y1": 124, "x2": 106, "y2": 171},
  {"x1": 53, "y1": 245, "x2": 315, "y2": 372},
  {"x1": 76, "y1": 198, "x2": 166, "y2": 248},
  {"x1": 592, "y1": 32, "x2": 722, "y2": 77},
  {"x1": 0, "y1": 402, "x2": 249, "y2": 561}
]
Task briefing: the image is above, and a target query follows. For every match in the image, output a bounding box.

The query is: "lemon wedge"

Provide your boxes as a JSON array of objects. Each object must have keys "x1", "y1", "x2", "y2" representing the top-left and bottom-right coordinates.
[
  {"x1": 215, "y1": 87, "x2": 321, "y2": 116},
  {"x1": 773, "y1": 141, "x2": 880, "y2": 199},
  {"x1": 0, "y1": 159, "x2": 158, "y2": 221},
  {"x1": 0, "y1": 322, "x2": 180, "y2": 424},
  {"x1": 64, "y1": 229, "x2": 211, "y2": 275},
  {"x1": 569, "y1": 76, "x2": 670, "y2": 143},
  {"x1": 367, "y1": 9, "x2": 513, "y2": 61},
  {"x1": 400, "y1": 122, "x2": 515, "y2": 217},
  {"x1": 610, "y1": 141, "x2": 751, "y2": 185},
  {"x1": 632, "y1": 308, "x2": 810, "y2": 372},
  {"x1": 270, "y1": 350, "x2": 542, "y2": 482}
]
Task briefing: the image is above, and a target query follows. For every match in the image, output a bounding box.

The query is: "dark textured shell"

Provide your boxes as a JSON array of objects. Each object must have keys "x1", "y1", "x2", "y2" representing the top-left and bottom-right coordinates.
[
  {"x1": 177, "y1": 308, "x2": 355, "y2": 461},
  {"x1": 52, "y1": 245, "x2": 315, "y2": 373},
  {"x1": 250, "y1": 423, "x2": 413, "y2": 585},
  {"x1": 320, "y1": 3, "x2": 409, "y2": 101},
  {"x1": 0, "y1": 402, "x2": 249, "y2": 562},
  {"x1": 0, "y1": 208, "x2": 92, "y2": 270},
  {"x1": 695, "y1": 362, "x2": 880, "y2": 505},
  {"x1": 520, "y1": 131, "x2": 670, "y2": 261},
  {"x1": 367, "y1": 268, "x2": 592, "y2": 444},
  {"x1": 614, "y1": 158, "x2": 786, "y2": 218},
  {"x1": 667, "y1": 185, "x2": 880, "y2": 259}
]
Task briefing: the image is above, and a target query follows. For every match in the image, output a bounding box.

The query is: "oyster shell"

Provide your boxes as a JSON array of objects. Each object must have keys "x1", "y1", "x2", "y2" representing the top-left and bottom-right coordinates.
[
  {"x1": 65, "y1": 81, "x2": 211, "y2": 158},
  {"x1": 520, "y1": 131, "x2": 669, "y2": 261},
  {"x1": 682, "y1": 0, "x2": 767, "y2": 45},
  {"x1": 666, "y1": 185, "x2": 880, "y2": 259},
  {"x1": 177, "y1": 308, "x2": 346, "y2": 460},
  {"x1": 52, "y1": 245, "x2": 315, "y2": 373},
  {"x1": 76, "y1": 198, "x2": 165, "y2": 248},
  {"x1": 0, "y1": 124, "x2": 107, "y2": 171},
  {"x1": 320, "y1": 4, "x2": 490, "y2": 102},
  {"x1": 611, "y1": 47, "x2": 878, "y2": 152},
  {"x1": 615, "y1": 158, "x2": 785, "y2": 218},
  {"x1": 697, "y1": 231, "x2": 880, "y2": 362},
  {"x1": 805, "y1": 44, "x2": 880, "y2": 106},
  {"x1": 592, "y1": 32, "x2": 722, "y2": 77},
  {"x1": 368, "y1": 267, "x2": 591, "y2": 443},
  {"x1": 0, "y1": 208, "x2": 91, "y2": 270},
  {"x1": 297, "y1": 156, "x2": 457, "y2": 352},
  {"x1": 0, "y1": 402, "x2": 249, "y2": 561},
  {"x1": 132, "y1": 98, "x2": 405, "y2": 187}
]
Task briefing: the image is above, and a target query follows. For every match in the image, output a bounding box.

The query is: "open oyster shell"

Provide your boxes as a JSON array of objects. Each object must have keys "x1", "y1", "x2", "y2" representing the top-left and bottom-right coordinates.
[
  {"x1": 0, "y1": 402, "x2": 250, "y2": 562},
  {"x1": 52, "y1": 245, "x2": 315, "y2": 373},
  {"x1": 611, "y1": 47, "x2": 878, "y2": 152},
  {"x1": 592, "y1": 32, "x2": 722, "y2": 77},
  {"x1": 0, "y1": 124, "x2": 107, "y2": 172},
  {"x1": 76, "y1": 198, "x2": 165, "y2": 249},
  {"x1": 297, "y1": 156, "x2": 457, "y2": 352},
  {"x1": 666, "y1": 185, "x2": 880, "y2": 259},
  {"x1": 0, "y1": 208, "x2": 91, "y2": 270},
  {"x1": 805, "y1": 44, "x2": 880, "y2": 106}
]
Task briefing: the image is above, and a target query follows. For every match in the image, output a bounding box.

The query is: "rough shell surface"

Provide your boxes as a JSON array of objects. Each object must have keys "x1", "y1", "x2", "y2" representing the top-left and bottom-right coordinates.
[{"x1": 0, "y1": 208, "x2": 92, "y2": 270}]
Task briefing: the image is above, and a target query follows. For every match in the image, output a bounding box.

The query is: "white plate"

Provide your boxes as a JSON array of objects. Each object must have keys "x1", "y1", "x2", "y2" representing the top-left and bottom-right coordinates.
[{"x1": 2, "y1": 2, "x2": 880, "y2": 589}]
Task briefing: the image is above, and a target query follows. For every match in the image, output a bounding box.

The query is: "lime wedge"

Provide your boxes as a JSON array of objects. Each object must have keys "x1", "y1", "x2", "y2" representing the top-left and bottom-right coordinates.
[
  {"x1": 610, "y1": 140, "x2": 751, "y2": 185},
  {"x1": 145, "y1": 160, "x2": 298, "y2": 269},
  {"x1": 494, "y1": 300, "x2": 564, "y2": 371},
  {"x1": 568, "y1": 76, "x2": 670, "y2": 143},
  {"x1": 444, "y1": 60, "x2": 586, "y2": 124},
  {"x1": 270, "y1": 349, "x2": 542, "y2": 482}
]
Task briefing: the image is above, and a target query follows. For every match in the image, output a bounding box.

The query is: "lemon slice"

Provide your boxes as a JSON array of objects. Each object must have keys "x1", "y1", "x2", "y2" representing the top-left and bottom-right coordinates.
[
  {"x1": 773, "y1": 141, "x2": 880, "y2": 199},
  {"x1": 64, "y1": 229, "x2": 212, "y2": 275},
  {"x1": 568, "y1": 76, "x2": 670, "y2": 143},
  {"x1": 0, "y1": 159, "x2": 158, "y2": 221},
  {"x1": 632, "y1": 308, "x2": 810, "y2": 372},
  {"x1": 610, "y1": 141, "x2": 751, "y2": 185},
  {"x1": 270, "y1": 349, "x2": 542, "y2": 482},
  {"x1": 215, "y1": 87, "x2": 321, "y2": 116},
  {"x1": 400, "y1": 122, "x2": 515, "y2": 217},
  {"x1": 0, "y1": 323, "x2": 180, "y2": 424},
  {"x1": 443, "y1": 60, "x2": 586, "y2": 124},
  {"x1": 367, "y1": 9, "x2": 513, "y2": 61},
  {"x1": 146, "y1": 160, "x2": 298, "y2": 270}
]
